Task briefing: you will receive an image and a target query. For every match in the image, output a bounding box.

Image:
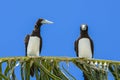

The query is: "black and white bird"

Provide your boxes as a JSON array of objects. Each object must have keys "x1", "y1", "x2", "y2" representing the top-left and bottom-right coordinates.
[
  {"x1": 74, "y1": 24, "x2": 94, "y2": 80},
  {"x1": 24, "y1": 18, "x2": 53, "y2": 77},
  {"x1": 74, "y1": 24, "x2": 94, "y2": 58}
]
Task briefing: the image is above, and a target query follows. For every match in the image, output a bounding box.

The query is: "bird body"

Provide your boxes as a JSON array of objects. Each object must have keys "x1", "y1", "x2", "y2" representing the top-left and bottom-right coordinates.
[
  {"x1": 25, "y1": 24, "x2": 41, "y2": 57},
  {"x1": 27, "y1": 36, "x2": 40, "y2": 56},
  {"x1": 78, "y1": 38, "x2": 92, "y2": 58},
  {"x1": 74, "y1": 24, "x2": 94, "y2": 80},
  {"x1": 75, "y1": 24, "x2": 94, "y2": 58},
  {"x1": 24, "y1": 18, "x2": 53, "y2": 77}
]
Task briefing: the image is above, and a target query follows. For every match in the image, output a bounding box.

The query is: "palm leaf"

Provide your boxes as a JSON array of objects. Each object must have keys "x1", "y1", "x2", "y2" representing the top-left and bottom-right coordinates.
[{"x1": 0, "y1": 56, "x2": 119, "y2": 80}]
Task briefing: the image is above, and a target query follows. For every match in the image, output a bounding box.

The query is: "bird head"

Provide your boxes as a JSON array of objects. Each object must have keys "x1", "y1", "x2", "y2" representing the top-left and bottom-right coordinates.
[
  {"x1": 36, "y1": 18, "x2": 53, "y2": 27},
  {"x1": 80, "y1": 24, "x2": 88, "y2": 31}
]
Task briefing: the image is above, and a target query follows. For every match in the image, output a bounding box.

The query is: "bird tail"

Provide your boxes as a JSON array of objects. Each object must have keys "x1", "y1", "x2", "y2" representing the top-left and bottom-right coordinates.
[
  {"x1": 30, "y1": 64, "x2": 34, "y2": 77},
  {"x1": 83, "y1": 72, "x2": 89, "y2": 80}
]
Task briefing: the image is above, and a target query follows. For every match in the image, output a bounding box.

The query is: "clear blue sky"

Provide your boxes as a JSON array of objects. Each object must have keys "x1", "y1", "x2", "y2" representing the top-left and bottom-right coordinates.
[{"x1": 0, "y1": 0, "x2": 119, "y2": 80}]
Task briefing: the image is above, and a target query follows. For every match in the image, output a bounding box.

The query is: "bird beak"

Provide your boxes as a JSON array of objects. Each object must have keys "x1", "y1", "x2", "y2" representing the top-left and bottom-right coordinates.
[
  {"x1": 81, "y1": 24, "x2": 87, "y2": 30},
  {"x1": 41, "y1": 19, "x2": 54, "y2": 24}
]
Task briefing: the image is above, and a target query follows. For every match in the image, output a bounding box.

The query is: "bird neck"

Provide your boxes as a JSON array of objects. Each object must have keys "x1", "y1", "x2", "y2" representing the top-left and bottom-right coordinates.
[
  {"x1": 80, "y1": 31, "x2": 89, "y2": 38},
  {"x1": 31, "y1": 24, "x2": 42, "y2": 37}
]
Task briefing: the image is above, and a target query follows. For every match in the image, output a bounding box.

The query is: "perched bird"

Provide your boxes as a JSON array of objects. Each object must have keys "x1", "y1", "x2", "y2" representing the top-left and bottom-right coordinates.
[
  {"x1": 24, "y1": 18, "x2": 53, "y2": 77},
  {"x1": 74, "y1": 24, "x2": 94, "y2": 80}
]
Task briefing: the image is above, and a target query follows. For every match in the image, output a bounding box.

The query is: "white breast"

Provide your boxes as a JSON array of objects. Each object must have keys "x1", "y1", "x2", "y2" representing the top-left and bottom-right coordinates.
[
  {"x1": 27, "y1": 36, "x2": 40, "y2": 56},
  {"x1": 78, "y1": 38, "x2": 92, "y2": 58}
]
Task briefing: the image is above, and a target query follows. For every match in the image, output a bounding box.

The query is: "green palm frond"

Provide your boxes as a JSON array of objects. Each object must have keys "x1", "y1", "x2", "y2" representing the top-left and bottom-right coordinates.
[{"x1": 0, "y1": 56, "x2": 119, "y2": 80}]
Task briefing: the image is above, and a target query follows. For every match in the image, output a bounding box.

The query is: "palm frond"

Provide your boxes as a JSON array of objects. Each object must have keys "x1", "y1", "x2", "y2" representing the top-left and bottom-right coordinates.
[{"x1": 0, "y1": 56, "x2": 119, "y2": 80}]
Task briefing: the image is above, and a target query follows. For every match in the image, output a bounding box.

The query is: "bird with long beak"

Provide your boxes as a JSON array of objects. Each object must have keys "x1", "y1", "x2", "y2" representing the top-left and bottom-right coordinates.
[
  {"x1": 24, "y1": 18, "x2": 53, "y2": 77},
  {"x1": 74, "y1": 24, "x2": 94, "y2": 80}
]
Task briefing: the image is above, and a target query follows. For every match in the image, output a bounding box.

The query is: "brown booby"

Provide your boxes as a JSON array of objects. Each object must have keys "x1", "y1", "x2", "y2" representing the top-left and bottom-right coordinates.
[
  {"x1": 74, "y1": 24, "x2": 94, "y2": 80},
  {"x1": 24, "y1": 18, "x2": 53, "y2": 77}
]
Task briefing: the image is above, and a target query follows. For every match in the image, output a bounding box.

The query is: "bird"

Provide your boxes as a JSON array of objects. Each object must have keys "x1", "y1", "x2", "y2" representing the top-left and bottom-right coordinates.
[
  {"x1": 24, "y1": 18, "x2": 53, "y2": 77},
  {"x1": 74, "y1": 24, "x2": 94, "y2": 80}
]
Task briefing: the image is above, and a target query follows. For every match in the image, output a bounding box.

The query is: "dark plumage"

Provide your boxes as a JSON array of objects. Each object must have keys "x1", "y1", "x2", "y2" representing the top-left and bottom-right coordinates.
[
  {"x1": 74, "y1": 24, "x2": 94, "y2": 80},
  {"x1": 74, "y1": 24, "x2": 94, "y2": 57},
  {"x1": 24, "y1": 18, "x2": 53, "y2": 77}
]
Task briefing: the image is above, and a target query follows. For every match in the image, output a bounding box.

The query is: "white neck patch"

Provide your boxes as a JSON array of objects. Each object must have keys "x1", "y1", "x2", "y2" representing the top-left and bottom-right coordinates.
[
  {"x1": 27, "y1": 36, "x2": 40, "y2": 56},
  {"x1": 78, "y1": 38, "x2": 92, "y2": 58}
]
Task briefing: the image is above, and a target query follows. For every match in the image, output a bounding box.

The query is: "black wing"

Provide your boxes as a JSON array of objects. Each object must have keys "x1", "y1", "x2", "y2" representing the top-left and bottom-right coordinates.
[
  {"x1": 24, "y1": 34, "x2": 30, "y2": 56},
  {"x1": 74, "y1": 39, "x2": 79, "y2": 57},
  {"x1": 39, "y1": 37, "x2": 42, "y2": 54}
]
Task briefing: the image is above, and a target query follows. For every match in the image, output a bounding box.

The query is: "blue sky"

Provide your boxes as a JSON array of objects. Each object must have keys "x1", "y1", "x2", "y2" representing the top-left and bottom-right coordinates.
[{"x1": 0, "y1": 0, "x2": 120, "y2": 80}]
